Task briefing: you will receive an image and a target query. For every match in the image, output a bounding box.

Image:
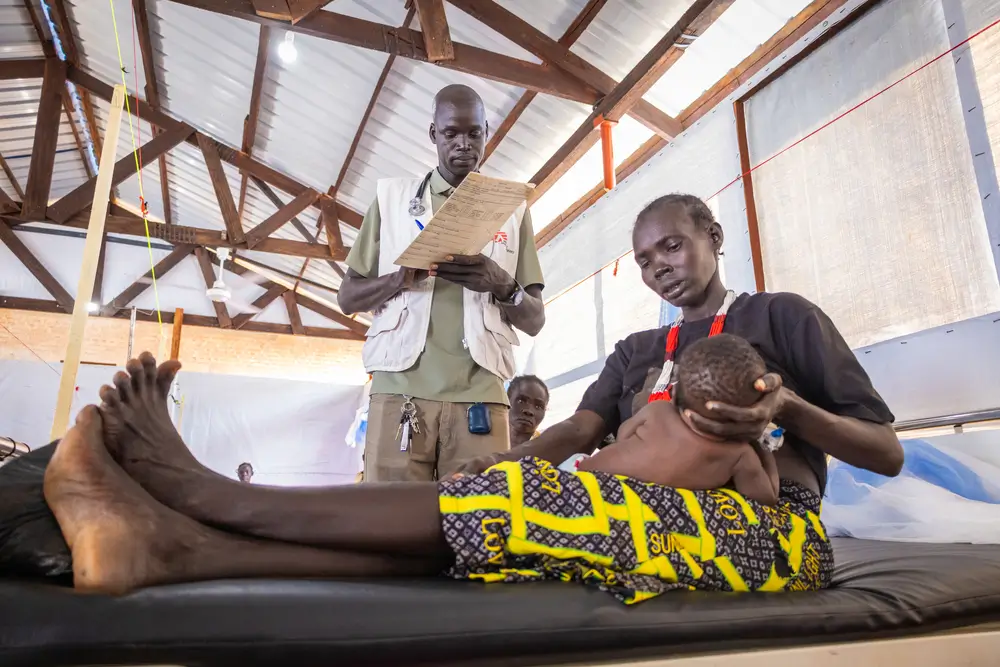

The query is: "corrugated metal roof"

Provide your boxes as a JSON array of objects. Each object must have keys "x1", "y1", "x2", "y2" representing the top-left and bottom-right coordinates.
[{"x1": 1, "y1": 0, "x2": 824, "y2": 337}]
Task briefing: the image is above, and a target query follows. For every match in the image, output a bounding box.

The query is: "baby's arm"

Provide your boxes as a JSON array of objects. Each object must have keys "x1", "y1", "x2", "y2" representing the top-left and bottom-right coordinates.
[{"x1": 732, "y1": 443, "x2": 780, "y2": 505}]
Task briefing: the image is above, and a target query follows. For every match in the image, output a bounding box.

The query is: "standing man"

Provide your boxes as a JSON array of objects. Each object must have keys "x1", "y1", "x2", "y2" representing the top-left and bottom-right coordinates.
[
  {"x1": 507, "y1": 375, "x2": 549, "y2": 446},
  {"x1": 339, "y1": 84, "x2": 546, "y2": 482}
]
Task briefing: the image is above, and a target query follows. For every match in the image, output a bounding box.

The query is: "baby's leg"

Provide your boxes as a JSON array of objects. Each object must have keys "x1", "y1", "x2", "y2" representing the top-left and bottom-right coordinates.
[{"x1": 731, "y1": 443, "x2": 779, "y2": 505}]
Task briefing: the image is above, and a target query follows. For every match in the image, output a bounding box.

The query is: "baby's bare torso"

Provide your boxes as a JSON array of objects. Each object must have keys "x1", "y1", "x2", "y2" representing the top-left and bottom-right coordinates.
[{"x1": 580, "y1": 401, "x2": 752, "y2": 490}]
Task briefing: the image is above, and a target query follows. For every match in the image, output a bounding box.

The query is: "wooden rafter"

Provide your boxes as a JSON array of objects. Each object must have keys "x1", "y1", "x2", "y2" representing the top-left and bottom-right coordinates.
[
  {"x1": 102, "y1": 243, "x2": 195, "y2": 315},
  {"x1": 232, "y1": 282, "x2": 286, "y2": 329},
  {"x1": 132, "y1": 0, "x2": 175, "y2": 225},
  {"x1": 482, "y1": 0, "x2": 608, "y2": 163},
  {"x1": 0, "y1": 187, "x2": 17, "y2": 214},
  {"x1": 66, "y1": 67, "x2": 369, "y2": 227},
  {"x1": 528, "y1": 0, "x2": 733, "y2": 203},
  {"x1": 0, "y1": 222, "x2": 74, "y2": 311},
  {"x1": 47, "y1": 122, "x2": 196, "y2": 223},
  {"x1": 449, "y1": 0, "x2": 678, "y2": 140},
  {"x1": 1, "y1": 295, "x2": 363, "y2": 340},
  {"x1": 295, "y1": 291, "x2": 366, "y2": 335},
  {"x1": 537, "y1": 0, "x2": 855, "y2": 249},
  {"x1": 0, "y1": 150, "x2": 24, "y2": 200},
  {"x1": 414, "y1": 0, "x2": 454, "y2": 62},
  {"x1": 250, "y1": 0, "x2": 329, "y2": 23},
  {"x1": 21, "y1": 0, "x2": 94, "y2": 179},
  {"x1": 47, "y1": 0, "x2": 104, "y2": 160},
  {"x1": 197, "y1": 133, "x2": 246, "y2": 244},
  {"x1": 244, "y1": 187, "x2": 321, "y2": 248},
  {"x1": 92, "y1": 232, "x2": 108, "y2": 304},
  {"x1": 0, "y1": 58, "x2": 46, "y2": 79},
  {"x1": 163, "y1": 0, "x2": 598, "y2": 103},
  {"x1": 251, "y1": 176, "x2": 317, "y2": 242},
  {"x1": 237, "y1": 26, "x2": 272, "y2": 226},
  {"x1": 282, "y1": 290, "x2": 304, "y2": 334},
  {"x1": 318, "y1": 194, "x2": 342, "y2": 255},
  {"x1": 194, "y1": 247, "x2": 233, "y2": 328},
  {"x1": 22, "y1": 58, "x2": 66, "y2": 220},
  {"x1": 43, "y1": 210, "x2": 346, "y2": 260}
]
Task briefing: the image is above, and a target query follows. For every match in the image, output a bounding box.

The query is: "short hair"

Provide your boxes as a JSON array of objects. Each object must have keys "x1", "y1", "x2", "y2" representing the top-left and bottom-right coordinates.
[
  {"x1": 636, "y1": 193, "x2": 715, "y2": 232},
  {"x1": 431, "y1": 84, "x2": 484, "y2": 118},
  {"x1": 673, "y1": 334, "x2": 766, "y2": 415},
  {"x1": 507, "y1": 374, "x2": 549, "y2": 404},
  {"x1": 237, "y1": 462, "x2": 253, "y2": 474}
]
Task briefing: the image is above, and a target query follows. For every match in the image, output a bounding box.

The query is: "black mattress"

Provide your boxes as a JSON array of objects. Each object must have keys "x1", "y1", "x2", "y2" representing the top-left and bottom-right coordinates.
[{"x1": 2, "y1": 539, "x2": 1000, "y2": 666}]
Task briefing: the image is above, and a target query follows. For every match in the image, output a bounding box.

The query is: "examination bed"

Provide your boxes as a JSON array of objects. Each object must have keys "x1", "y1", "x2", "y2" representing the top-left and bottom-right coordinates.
[{"x1": 2, "y1": 538, "x2": 1000, "y2": 666}]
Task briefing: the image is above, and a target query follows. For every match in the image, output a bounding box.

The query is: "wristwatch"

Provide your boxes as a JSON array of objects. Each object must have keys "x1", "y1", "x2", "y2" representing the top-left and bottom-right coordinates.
[{"x1": 497, "y1": 281, "x2": 524, "y2": 307}]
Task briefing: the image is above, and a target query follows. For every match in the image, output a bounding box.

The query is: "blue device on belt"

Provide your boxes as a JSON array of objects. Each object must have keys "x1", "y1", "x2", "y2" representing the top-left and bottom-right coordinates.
[{"x1": 468, "y1": 403, "x2": 492, "y2": 434}]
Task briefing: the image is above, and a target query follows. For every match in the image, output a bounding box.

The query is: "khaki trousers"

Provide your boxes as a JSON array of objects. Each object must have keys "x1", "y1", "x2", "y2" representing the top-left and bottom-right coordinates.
[{"x1": 364, "y1": 394, "x2": 510, "y2": 482}]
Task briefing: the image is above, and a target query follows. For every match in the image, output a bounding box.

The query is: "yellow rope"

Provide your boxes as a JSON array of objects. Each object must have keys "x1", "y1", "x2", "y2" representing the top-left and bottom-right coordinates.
[{"x1": 108, "y1": 0, "x2": 163, "y2": 329}]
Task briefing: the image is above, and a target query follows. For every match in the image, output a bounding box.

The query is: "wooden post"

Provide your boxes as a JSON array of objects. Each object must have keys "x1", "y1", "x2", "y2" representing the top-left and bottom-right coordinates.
[
  {"x1": 170, "y1": 308, "x2": 184, "y2": 361},
  {"x1": 50, "y1": 84, "x2": 127, "y2": 440}
]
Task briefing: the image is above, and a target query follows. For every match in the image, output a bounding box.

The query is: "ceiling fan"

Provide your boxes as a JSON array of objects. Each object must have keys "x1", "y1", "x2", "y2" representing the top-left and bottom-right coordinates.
[{"x1": 136, "y1": 247, "x2": 268, "y2": 315}]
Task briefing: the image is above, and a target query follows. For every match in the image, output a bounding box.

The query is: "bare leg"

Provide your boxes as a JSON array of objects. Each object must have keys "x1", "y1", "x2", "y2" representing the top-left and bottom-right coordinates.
[
  {"x1": 102, "y1": 352, "x2": 447, "y2": 553},
  {"x1": 44, "y1": 406, "x2": 448, "y2": 595}
]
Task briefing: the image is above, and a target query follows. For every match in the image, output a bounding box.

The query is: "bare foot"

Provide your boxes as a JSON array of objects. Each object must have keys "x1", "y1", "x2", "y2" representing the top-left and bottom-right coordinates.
[
  {"x1": 43, "y1": 406, "x2": 213, "y2": 594},
  {"x1": 99, "y1": 351, "x2": 215, "y2": 511}
]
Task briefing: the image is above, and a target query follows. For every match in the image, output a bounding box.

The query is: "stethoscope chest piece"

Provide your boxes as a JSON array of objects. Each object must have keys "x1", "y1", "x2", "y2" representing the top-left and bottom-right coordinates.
[{"x1": 408, "y1": 199, "x2": 426, "y2": 217}]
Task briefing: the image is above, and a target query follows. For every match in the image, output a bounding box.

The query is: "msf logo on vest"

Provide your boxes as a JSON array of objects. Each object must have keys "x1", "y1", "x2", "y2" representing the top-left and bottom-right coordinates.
[{"x1": 493, "y1": 231, "x2": 515, "y2": 254}]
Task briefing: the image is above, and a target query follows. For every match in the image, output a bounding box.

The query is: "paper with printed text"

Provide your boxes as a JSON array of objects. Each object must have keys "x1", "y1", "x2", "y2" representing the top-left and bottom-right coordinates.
[{"x1": 394, "y1": 172, "x2": 533, "y2": 270}]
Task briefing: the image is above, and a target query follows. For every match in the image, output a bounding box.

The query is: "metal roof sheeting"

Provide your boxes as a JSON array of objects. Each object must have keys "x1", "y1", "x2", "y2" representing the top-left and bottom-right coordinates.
[{"x1": 0, "y1": 0, "x2": 818, "y2": 336}]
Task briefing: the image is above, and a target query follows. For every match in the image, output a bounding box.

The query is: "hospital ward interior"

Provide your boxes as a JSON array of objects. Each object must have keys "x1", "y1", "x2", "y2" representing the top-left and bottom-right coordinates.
[{"x1": 2, "y1": 0, "x2": 1000, "y2": 665}]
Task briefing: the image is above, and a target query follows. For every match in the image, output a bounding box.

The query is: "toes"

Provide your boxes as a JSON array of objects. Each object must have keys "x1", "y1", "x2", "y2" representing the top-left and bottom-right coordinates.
[
  {"x1": 155, "y1": 360, "x2": 182, "y2": 395},
  {"x1": 125, "y1": 358, "x2": 145, "y2": 392},
  {"x1": 99, "y1": 384, "x2": 121, "y2": 409},
  {"x1": 139, "y1": 352, "x2": 158, "y2": 384},
  {"x1": 74, "y1": 405, "x2": 103, "y2": 438},
  {"x1": 113, "y1": 371, "x2": 133, "y2": 402}
]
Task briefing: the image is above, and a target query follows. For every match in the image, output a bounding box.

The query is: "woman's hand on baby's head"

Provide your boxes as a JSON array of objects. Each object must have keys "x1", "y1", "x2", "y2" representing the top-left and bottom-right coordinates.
[{"x1": 682, "y1": 373, "x2": 787, "y2": 442}]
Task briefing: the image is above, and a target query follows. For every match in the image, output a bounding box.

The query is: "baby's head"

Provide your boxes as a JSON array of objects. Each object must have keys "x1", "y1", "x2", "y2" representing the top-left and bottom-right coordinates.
[{"x1": 674, "y1": 334, "x2": 766, "y2": 422}]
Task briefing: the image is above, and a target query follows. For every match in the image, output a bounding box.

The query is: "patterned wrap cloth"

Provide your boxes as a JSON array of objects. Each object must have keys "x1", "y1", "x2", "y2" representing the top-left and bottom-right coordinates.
[{"x1": 438, "y1": 457, "x2": 832, "y2": 603}]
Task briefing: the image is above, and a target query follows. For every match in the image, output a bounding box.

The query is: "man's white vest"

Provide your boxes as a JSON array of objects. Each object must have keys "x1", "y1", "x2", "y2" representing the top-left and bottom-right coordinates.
[{"x1": 361, "y1": 176, "x2": 524, "y2": 381}]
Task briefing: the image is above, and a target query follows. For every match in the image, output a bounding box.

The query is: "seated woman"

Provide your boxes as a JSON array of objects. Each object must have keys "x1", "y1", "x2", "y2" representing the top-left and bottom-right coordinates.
[{"x1": 42, "y1": 194, "x2": 903, "y2": 604}]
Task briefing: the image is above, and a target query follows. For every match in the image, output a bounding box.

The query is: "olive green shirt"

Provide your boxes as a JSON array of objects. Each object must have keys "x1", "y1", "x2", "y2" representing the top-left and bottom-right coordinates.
[{"x1": 346, "y1": 169, "x2": 545, "y2": 405}]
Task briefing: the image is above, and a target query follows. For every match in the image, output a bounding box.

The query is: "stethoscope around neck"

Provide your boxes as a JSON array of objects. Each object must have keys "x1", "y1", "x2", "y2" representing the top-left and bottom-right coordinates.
[{"x1": 408, "y1": 171, "x2": 435, "y2": 217}]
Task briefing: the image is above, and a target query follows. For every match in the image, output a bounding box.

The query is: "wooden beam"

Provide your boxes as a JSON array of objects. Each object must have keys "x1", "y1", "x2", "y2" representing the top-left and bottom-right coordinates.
[
  {"x1": 0, "y1": 222, "x2": 74, "y2": 311},
  {"x1": 51, "y1": 84, "x2": 127, "y2": 439},
  {"x1": 163, "y1": 0, "x2": 598, "y2": 103},
  {"x1": 170, "y1": 308, "x2": 184, "y2": 360},
  {"x1": 536, "y1": 0, "x2": 856, "y2": 249},
  {"x1": 47, "y1": 122, "x2": 195, "y2": 223},
  {"x1": 480, "y1": 0, "x2": 611, "y2": 164},
  {"x1": 527, "y1": 0, "x2": 731, "y2": 203},
  {"x1": 283, "y1": 290, "x2": 304, "y2": 334},
  {"x1": 56, "y1": 212, "x2": 345, "y2": 260},
  {"x1": 319, "y1": 195, "x2": 342, "y2": 255},
  {"x1": 198, "y1": 133, "x2": 246, "y2": 244},
  {"x1": 132, "y1": 0, "x2": 175, "y2": 225},
  {"x1": 244, "y1": 187, "x2": 320, "y2": 248},
  {"x1": 103, "y1": 243, "x2": 195, "y2": 315},
  {"x1": 295, "y1": 292, "x2": 367, "y2": 335},
  {"x1": 194, "y1": 247, "x2": 233, "y2": 328},
  {"x1": 251, "y1": 0, "x2": 291, "y2": 20},
  {"x1": 334, "y1": 5, "x2": 416, "y2": 192},
  {"x1": 48, "y1": 0, "x2": 103, "y2": 160},
  {"x1": 0, "y1": 58, "x2": 46, "y2": 80},
  {"x1": 414, "y1": 0, "x2": 454, "y2": 62},
  {"x1": 92, "y1": 232, "x2": 108, "y2": 304},
  {"x1": 0, "y1": 187, "x2": 17, "y2": 214},
  {"x1": 0, "y1": 296, "x2": 365, "y2": 340},
  {"x1": 237, "y1": 26, "x2": 271, "y2": 227},
  {"x1": 22, "y1": 59, "x2": 67, "y2": 220},
  {"x1": 67, "y1": 67, "x2": 370, "y2": 229},
  {"x1": 734, "y1": 99, "x2": 764, "y2": 292},
  {"x1": 232, "y1": 282, "x2": 286, "y2": 329},
  {"x1": 250, "y1": 176, "x2": 315, "y2": 242},
  {"x1": 0, "y1": 150, "x2": 23, "y2": 200},
  {"x1": 448, "y1": 0, "x2": 678, "y2": 140},
  {"x1": 286, "y1": 0, "x2": 332, "y2": 23},
  {"x1": 62, "y1": 90, "x2": 94, "y2": 179}
]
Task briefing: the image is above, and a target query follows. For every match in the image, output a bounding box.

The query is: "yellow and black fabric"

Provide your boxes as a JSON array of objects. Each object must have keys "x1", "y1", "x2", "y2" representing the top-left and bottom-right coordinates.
[{"x1": 439, "y1": 457, "x2": 832, "y2": 603}]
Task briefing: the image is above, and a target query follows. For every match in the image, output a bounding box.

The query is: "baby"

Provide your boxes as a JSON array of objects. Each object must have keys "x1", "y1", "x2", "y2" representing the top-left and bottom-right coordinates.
[{"x1": 579, "y1": 334, "x2": 780, "y2": 505}]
